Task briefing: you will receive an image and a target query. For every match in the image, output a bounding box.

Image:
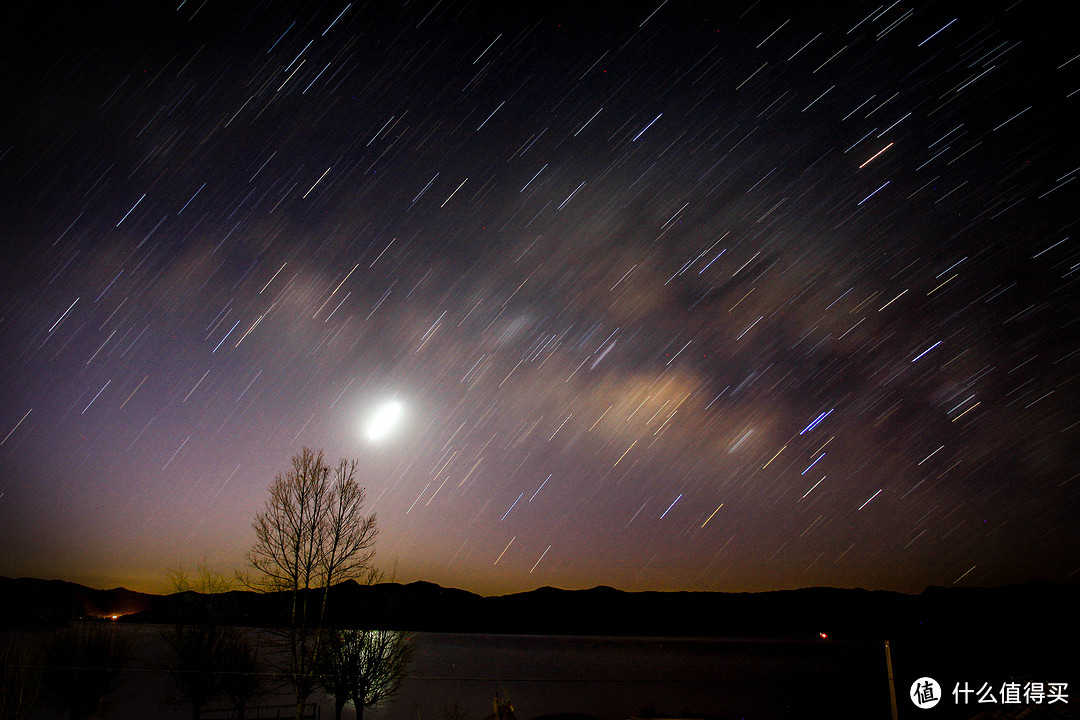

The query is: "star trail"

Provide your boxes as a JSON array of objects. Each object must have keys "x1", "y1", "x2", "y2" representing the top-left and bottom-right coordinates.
[{"x1": 0, "y1": 0, "x2": 1077, "y2": 596}]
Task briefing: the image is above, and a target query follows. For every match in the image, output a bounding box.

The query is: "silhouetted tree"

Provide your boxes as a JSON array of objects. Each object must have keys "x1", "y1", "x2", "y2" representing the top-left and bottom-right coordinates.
[
  {"x1": 243, "y1": 447, "x2": 378, "y2": 720},
  {"x1": 317, "y1": 628, "x2": 413, "y2": 720},
  {"x1": 42, "y1": 623, "x2": 130, "y2": 720},
  {"x1": 163, "y1": 562, "x2": 264, "y2": 720},
  {"x1": 165, "y1": 625, "x2": 265, "y2": 720},
  {"x1": 164, "y1": 623, "x2": 227, "y2": 720},
  {"x1": 168, "y1": 560, "x2": 234, "y2": 595}
]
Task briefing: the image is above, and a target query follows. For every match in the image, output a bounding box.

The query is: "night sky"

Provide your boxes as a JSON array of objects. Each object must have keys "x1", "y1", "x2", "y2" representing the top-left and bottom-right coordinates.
[{"x1": 1, "y1": 0, "x2": 1077, "y2": 597}]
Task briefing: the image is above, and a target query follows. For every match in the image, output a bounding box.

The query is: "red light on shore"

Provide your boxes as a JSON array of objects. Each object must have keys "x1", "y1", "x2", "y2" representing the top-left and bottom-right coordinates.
[{"x1": 819, "y1": 632, "x2": 828, "y2": 639}]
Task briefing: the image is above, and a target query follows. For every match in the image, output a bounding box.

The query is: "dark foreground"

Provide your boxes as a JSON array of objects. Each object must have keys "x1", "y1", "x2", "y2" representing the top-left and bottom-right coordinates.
[
  {"x1": 2, "y1": 578, "x2": 1075, "y2": 718},
  {"x1": 10, "y1": 626, "x2": 1076, "y2": 720}
]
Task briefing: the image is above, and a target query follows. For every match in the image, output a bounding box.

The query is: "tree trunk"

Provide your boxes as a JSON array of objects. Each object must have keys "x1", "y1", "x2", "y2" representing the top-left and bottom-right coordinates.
[
  {"x1": 335, "y1": 694, "x2": 345, "y2": 720},
  {"x1": 295, "y1": 695, "x2": 307, "y2": 720},
  {"x1": 236, "y1": 699, "x2": 246, "y2": 720}
]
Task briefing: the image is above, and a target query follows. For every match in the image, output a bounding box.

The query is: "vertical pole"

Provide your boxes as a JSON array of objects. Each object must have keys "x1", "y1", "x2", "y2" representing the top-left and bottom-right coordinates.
[{"x1": 885, "y1": 640, "x2": 900, "y2": 720}]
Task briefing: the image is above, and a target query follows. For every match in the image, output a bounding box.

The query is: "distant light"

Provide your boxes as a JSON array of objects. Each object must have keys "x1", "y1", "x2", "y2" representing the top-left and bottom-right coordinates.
[
  {"x1": 819, "y1": 632, "x2": 828, "y2": 639},
  {"x1": 365, "y1": 401, "x2": 403, "y2": 441}
]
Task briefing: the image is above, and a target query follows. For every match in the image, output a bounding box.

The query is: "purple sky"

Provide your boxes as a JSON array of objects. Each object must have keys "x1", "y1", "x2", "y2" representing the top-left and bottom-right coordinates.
[{"x1": 1, "y1": 0, "x2": 1077, "y2": 596}]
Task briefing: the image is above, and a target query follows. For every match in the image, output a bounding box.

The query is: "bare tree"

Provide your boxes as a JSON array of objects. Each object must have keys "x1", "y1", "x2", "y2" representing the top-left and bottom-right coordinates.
[
  {"x1": 163, "y1": 562, "x2": 264, "y2": 720},
  {"x1": 244, "y1": 447, "x2": 378, "y2": 720},
  {"x1": 163, "y1": 623, "x2": 227, "y2": 720},
  {"x1": 167, "y1": 560, "x2": 234, "y2": 595},
  {"x1": 317, "y1": 628, "x2": 413, "y2": 720},
  {"x1": 162, "y1": 562, "x2": 230, "y2": 720}
]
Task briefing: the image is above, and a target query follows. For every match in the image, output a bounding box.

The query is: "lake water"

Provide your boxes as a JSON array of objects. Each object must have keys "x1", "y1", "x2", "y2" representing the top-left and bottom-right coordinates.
[
  {"x1": 21, "y1": 627, "x2": 896, "y2": 719},
  {"x1": 392, "y1": 632, "x2": 892, "y2": 720}
]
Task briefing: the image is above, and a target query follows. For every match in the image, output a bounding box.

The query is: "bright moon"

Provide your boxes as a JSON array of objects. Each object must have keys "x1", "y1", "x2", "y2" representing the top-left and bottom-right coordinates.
[{"x1": 365, "y1": 401, "x2": 403, "y2": 441}]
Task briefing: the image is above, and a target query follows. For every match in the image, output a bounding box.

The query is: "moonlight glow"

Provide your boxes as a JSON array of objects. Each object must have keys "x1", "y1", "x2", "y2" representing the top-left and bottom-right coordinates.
[{"x1": 364, "y1": 401, "x2": 403, "y2": 441}]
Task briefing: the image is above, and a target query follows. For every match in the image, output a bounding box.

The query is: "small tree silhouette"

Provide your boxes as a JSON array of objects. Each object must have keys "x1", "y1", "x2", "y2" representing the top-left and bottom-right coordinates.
[
  {"x1": 317, "y1": 628, "x2": 413, "y2": 720},
  {"x1": 162, "y1": 562, "x2": 264, "y2": 720},
  {"x1": 163, "y1": 623, "x2": 227, "y2": 720}
]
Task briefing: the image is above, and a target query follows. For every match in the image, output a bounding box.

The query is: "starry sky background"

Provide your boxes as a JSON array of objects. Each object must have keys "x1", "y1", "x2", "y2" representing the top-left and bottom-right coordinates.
[{"x1": 0, "y1": 0, "x2": 1077, "y2": 596}]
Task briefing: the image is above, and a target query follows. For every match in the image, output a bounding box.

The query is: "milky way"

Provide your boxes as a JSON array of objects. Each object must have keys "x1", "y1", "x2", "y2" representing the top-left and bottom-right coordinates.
[{"x1": 1, "y1": 0, "x2": 1077, "y2": 595}]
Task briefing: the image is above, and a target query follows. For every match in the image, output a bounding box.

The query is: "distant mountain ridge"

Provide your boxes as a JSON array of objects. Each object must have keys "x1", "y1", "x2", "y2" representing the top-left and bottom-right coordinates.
[
  {"x1": 2, "y1": 576, "x2": 1077, "y2": 643},
  {"x1": 0, "y1": 576, "x2": 158, "y2": 627}
]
